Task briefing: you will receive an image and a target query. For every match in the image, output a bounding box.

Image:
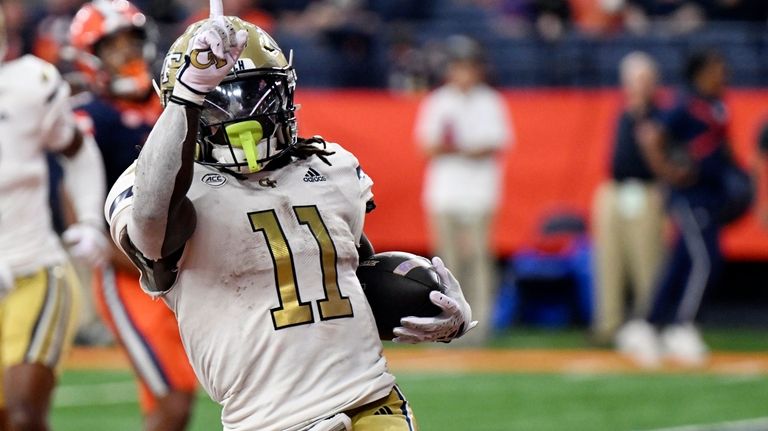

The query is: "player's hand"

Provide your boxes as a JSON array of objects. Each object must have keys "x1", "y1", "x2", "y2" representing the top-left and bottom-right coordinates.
[
  {"x1": 0, "y1": 260, "x2": 13, "y2": 301},
  {"x1": 393, "y1": 256, "x2": 478, "y2": 344},
  {"x1": 172, "y1": 5, "x2": 248, "y2": 105},
  {"x1": 63, "y1": 223, "x2": 111, "y2": 269}
]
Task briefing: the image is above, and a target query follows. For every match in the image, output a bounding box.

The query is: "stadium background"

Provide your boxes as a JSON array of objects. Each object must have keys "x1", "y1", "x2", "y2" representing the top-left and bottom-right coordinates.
[{"x1": 10, "y1": 0, "x2": 768, "y2": 429}]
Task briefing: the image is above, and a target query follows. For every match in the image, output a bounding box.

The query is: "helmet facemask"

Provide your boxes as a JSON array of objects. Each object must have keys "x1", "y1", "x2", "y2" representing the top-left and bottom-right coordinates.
[{"x1": 198, "y1": 68, "x2": 297, "y2": 174}]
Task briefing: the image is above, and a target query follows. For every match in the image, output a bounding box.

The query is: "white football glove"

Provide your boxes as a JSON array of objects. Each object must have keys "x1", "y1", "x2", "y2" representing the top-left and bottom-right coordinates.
[
  {"x1": 392, "y1": 256, "x2": 478, "y2": 344},
  {"x1": 172, "y1": 15, "x2": 248, "y2": 105},
  {"x1": 63, "y1": 223, "x2": 111, "y2": 269}
]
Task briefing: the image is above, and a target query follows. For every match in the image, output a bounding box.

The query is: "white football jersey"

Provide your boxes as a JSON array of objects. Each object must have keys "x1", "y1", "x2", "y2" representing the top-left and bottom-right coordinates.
[
  {"x1": 107, "y1": 144, "x2": 395, "y2": 430},
  {"x1": 0, "y1": 55, "x2": 76, "y2": 275}
]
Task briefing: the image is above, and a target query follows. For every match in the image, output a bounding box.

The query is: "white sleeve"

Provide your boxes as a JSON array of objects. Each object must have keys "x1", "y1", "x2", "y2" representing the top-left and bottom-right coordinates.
[
  {"x1": 490, "y1": 92, "x2": 513, "y2": 149},
  {"x1": 466, "y1": 92, "x2": 512, "y2": 150},
  {"x1": 414, "y1": 92, "x2": 444, "y2": 151},
  {"x1": 353, "y1": 163, "x2": 374, "y2": 247},
  {"x1": 60, "y1": 133, "x2": 107, "y2": 226},
  {"x1": 105, "y1": 163, "x2": 183, "y2": 297},
  {"x1": 40, "y1": 68, "x2": 77, "y2": 152},
  {"x1": 357, "y1": 165, "x2": 373, "y2": 208},
  {"x1": 328, "y1": 145, "x2": 374, "y2": 247},
  {"x1": 105, "y1": 163, "x2": 137, "y2": 246}
]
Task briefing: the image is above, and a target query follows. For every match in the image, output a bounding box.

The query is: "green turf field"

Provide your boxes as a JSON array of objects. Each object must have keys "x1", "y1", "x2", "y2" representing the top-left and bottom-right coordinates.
[
  {"x1": 51, "y1": 329, "x2": 768, "y2": 431},
  {"x1": 52, "y1": 370, "x2": 768, "y2": 431}
]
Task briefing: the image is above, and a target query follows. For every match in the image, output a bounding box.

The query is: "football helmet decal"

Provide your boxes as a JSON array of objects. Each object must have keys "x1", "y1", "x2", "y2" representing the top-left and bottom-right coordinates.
[{"x1": 160, "y1": 17, "x2": 297, "y2": 174}]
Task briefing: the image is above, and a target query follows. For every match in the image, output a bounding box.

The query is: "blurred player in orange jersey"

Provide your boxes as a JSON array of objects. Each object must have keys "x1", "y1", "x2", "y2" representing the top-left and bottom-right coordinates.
[{"x1": 69, "y1": 1, "x2": 197, "y2": 430}]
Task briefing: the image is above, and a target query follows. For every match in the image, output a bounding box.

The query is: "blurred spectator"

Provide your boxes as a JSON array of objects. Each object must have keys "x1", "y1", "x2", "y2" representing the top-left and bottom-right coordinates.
[
  {"x1": 414, "y1": 36, "x2": 512, "y2": 345},
  {"x1": 622, "y1": 0, "x2": 706, "y2": 34},
  {"x1": 368, "y1": 0, "x2": 436, "y2": 22},
  {"x1": 259, "y1": 0, "x2": 314, "y2": 15},
  {"x1": 1, "y1": 0, "x2": 27, "y2": 59},
  {"x1": 23, "y1": 0, "x2": 85, "y2": 65},
  {"x1": 388, "y1": 35, "x2": 454, "y2": 93},
  {"x1": 278, "y1": 0, "x2": 375, "y2": 34},
  {"x1": 387, "y1": 30, "x2": 431, "y2": 92},
  {"x1": 491, "y1": 0, "x2": 573, "y2": 40},
  {"x1": 532, "y1": 0, "x2": 572, "y2": 40},
  {"x1": 186, "y1": 0, "x2": 274, "y2": 32},
  {"x1": 133, "y1": 0, "x2": 190, "y2": 24},
  {"x1": 617, "y1": 50, "x2": 737, "y2": 367},
  {"x1": 592, "y1": 52, "x2": 664, "y2": 345},
  {"x1": 569, "y1": 0, "x2": 625, "y2": 35},
  {"x1": 278, "y1": 0, "x2": 382, "y2": 86},
  {"x1": 703, "y1": 0, "x2": 768, "y2": 22}
]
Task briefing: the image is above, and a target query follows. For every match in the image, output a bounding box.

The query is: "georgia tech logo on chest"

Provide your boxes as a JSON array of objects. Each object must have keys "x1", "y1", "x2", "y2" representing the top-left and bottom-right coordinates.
[
  {"x1": 201, "y1": 173, "x2": 227, "y2": 187},
  {"x1": 259, "y1": 177, "x2": 277, "y2": 188}
]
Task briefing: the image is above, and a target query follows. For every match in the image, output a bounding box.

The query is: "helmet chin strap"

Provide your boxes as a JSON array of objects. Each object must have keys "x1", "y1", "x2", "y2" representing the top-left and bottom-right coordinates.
[{"x1": 211, "y1": 146, "x2": 254, "y2": 173}]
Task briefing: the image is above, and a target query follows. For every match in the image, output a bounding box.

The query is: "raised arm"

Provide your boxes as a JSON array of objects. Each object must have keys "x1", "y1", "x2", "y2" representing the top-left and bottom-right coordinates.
[
  {"x1": 127, "y1": 8, "x2": 247, "y2": 260},
  {"x1": 127, "y1": 104, "x2": 199, "y2": 259}
]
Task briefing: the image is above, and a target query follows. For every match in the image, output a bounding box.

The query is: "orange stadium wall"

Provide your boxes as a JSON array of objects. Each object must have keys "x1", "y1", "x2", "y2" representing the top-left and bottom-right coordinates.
[{"x1": 295, "y1": 89, "x2": 768, "y2": 260}]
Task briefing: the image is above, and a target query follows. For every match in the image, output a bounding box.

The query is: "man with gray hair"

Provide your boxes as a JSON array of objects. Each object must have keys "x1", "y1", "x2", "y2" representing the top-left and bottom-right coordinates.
[{"x1": 592, "y1": 52, "x2": 665, "y2": 348}]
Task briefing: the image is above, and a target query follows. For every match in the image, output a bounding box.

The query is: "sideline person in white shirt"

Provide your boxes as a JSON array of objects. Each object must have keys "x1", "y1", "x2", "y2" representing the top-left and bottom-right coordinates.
[{"x1": 414, "y1": 36, "x2": 512, "y2": 345}]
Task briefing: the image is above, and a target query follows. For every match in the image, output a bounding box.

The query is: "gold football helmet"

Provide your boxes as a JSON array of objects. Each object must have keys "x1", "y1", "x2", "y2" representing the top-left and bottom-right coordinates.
[{"x1": 159, "y1": 17, "x2": 297, "y2": 173}]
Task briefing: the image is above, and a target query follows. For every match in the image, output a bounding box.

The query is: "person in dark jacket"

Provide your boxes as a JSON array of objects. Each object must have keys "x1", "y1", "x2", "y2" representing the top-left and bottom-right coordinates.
[{"x1": 618, "y1": 50, "x2": 731, "y2": 367}]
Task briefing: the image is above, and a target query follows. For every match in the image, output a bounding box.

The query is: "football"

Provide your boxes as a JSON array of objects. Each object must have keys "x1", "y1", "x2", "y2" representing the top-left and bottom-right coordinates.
[{"x1": 356, "y1": 251, "x2": 444, "y2": 339}]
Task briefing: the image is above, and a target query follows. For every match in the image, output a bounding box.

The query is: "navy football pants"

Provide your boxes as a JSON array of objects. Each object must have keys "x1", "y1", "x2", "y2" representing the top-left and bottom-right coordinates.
[{"x1": 648, "y1": 199, "x2": 722, "y2": 325}]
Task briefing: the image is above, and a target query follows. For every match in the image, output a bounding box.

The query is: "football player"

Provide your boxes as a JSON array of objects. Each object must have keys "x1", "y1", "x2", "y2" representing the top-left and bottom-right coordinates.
[
  {"x1": 105, "y1": 2, "x2": 475, "y2": 430},
  {"x1": 68, "y1": 2, "x2": 198, "y2": 430},
  {"x1": 0, "y1": 10, "x2": 109, "y2": 431}
]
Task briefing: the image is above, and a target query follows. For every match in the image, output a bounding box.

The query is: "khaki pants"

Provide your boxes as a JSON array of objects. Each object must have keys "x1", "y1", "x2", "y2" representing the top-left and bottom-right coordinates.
[
  {"x1": 592, "y1": 180, "x2": 664, "y2": 340},
  {"x1": 430, "y1": 211, "x2": 495, "y2": 345}
]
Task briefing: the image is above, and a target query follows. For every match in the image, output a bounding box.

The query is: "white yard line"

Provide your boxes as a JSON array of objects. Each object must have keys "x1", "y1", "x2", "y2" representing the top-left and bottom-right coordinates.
[{"x1": 640, "y1": 417, "x2": 768, "y2": 431}]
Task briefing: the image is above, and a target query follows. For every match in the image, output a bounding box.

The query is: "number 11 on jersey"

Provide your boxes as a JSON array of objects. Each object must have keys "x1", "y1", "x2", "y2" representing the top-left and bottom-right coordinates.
[{"x1": 248, "y1": 205, "x2": 354, "y2": 330}]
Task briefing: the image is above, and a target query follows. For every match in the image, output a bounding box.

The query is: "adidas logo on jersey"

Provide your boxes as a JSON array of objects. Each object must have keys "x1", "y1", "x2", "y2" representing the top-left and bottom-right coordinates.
[{"x1": 303, "y1": 167, "x2": 327, "y2": 183}]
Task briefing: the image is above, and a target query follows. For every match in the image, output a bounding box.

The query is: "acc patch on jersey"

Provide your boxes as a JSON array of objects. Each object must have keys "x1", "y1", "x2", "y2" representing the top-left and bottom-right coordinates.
[{"x1": 201, "y1": 173, "x2": 227, "y2": 188}]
